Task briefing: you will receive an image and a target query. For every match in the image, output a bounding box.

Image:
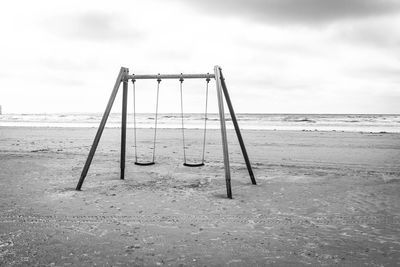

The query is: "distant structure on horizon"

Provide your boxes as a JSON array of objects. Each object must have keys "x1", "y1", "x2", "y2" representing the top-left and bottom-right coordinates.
[{"x1": 0, "y1": 105, "x2": 2, "y2": 115}]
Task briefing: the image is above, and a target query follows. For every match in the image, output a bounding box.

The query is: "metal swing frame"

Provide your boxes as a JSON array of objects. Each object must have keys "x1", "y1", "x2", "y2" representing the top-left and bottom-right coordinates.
[{"x1": 75, "y1": 65, "x2": 256, "y2": 199}]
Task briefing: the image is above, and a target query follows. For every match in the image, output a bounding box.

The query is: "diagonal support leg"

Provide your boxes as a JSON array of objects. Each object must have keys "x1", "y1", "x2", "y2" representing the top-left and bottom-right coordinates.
[
  {"x1": 120, "y1": 80, "x2": 128, "y2": 179},
  {"x1": 76, "y1": 67, "x2": 129, "y2": 190},
  {"x1": 214, "y1": 65, "x2": 232, "y2": 199},
  {"x1": 219, "y1": 67, "x2": 257, "y2": 185}
]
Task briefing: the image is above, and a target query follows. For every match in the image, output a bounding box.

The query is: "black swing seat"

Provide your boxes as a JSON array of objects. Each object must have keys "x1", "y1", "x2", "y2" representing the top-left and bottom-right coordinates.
[
  {"x1": 183, "y1": 162, "x2": 204, "y2": 167},
  {"x1": 135, "y1": 161, "x2": 155, "y2": 166}
]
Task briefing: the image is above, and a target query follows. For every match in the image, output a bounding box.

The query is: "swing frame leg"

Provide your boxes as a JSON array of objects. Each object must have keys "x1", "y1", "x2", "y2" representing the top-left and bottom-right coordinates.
[
  {"x1": 76, "y1": 67, "x2": 129, "y2": 190},
  {"x1": 214, "y1": 66, "x2": 232, "y2": 199},
  {"x1": 121, "y1": 80, "x2": 128, "y2": 180},
  {"x1": 219, "y1": 67, "x2": 257, "y2": 185}
]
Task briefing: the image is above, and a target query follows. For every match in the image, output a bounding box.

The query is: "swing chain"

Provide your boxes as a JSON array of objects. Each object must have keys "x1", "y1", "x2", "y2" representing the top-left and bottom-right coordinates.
[
  {"x1": 152, "y1": 75, "x2": 161, "y2": 162},
  {"x1": 131, "y1": 78, "x2": 138, "y2": 161},
  {"x1": 179, "y1": 75, "x2": 187, "y2": 163},
  {"x1": 201, "y1": 74, "x2": 210, "y2": 163}
]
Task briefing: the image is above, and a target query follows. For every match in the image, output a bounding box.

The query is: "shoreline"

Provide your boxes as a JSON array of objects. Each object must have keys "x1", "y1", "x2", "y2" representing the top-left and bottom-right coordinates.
[
  {"x1": 1, "y1": 113, "x2": 399, "y2": 133},
  {"x1": 1, "y1": 125, "x2": 400, "y2": 134}
]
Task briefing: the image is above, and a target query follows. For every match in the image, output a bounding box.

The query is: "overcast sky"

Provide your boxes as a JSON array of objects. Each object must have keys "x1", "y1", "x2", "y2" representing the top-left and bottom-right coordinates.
[{"x1": 1, "y1": 0, "x2": 399, "y2": 114}]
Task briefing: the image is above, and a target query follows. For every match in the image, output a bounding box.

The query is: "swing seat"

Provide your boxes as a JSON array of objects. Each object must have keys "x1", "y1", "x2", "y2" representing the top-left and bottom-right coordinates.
[
  {"x1": 135, "y1": 161, "x2": 155, "y2": 166},
  {"x1": 183, "y1": 162, "x2": 204, "y2": 167}
]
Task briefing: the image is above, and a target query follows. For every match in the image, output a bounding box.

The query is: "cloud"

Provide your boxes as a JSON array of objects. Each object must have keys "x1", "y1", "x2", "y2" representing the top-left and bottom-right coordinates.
[
  {"x1": 46, "y1": 11, "x2": 144, "y2": 41},
  {"x1": 177, "y1": 0, "x2": 400, "y2": 25},
  {"x1": 45, "y1": 75, "x2": 87, "y2": 87},
  {"x1": 334, "y1": 18, "x2": 400, "y2": 49},
  {"x1": 41, "y1": 57, "x2": 101, "y2": 71},
  {"x1": 350, "y1": 65, "x2": 400, "y2": 83}
]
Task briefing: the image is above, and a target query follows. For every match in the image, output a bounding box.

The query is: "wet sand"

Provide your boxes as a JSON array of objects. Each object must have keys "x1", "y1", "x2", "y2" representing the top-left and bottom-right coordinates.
[{"x1": 0, "y1": 126, "x2": 400, "y2": 266}]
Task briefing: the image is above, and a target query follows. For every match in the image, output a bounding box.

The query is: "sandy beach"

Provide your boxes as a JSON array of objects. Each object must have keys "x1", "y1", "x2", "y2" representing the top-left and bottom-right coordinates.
[{"x1": 0, "y1": 126, "x2": 399, "y2": 266}]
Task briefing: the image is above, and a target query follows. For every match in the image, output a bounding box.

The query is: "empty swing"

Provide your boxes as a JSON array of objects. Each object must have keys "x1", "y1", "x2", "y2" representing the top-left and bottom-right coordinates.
[
  {"x1": 131, "y1": 76, "x2": 161, "y2": 166},
  {"x1": 179, "y1": 74, "x2": 210, "y2": 167}
]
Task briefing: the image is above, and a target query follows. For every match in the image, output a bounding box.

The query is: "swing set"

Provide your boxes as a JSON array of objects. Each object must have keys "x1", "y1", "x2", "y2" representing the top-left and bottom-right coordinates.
[{"x1": 76, "y1": 65, "x2": 256, "y2": 198}]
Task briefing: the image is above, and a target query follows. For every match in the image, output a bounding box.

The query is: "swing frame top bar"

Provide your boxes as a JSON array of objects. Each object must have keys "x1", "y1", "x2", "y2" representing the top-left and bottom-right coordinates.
[{"x1": 127, "y1": 73, "x2": 215, "y2": 80}]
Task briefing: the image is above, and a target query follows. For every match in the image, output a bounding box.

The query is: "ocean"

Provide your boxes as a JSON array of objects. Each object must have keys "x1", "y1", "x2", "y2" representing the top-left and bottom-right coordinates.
[{"x1": 0, "y1": 113, "x2": 399, "y2": 133}]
